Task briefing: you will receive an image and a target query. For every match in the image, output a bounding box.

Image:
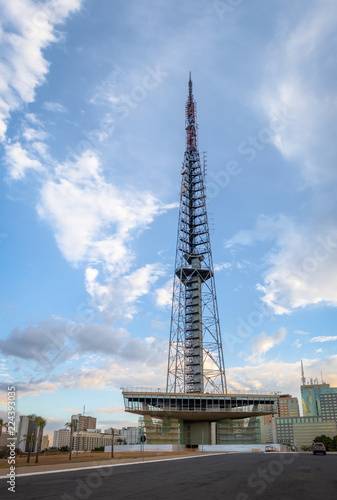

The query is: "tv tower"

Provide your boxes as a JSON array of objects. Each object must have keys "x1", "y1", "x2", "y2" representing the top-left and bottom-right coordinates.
[
  {"x1": 166, "y1": 73, "x2": 227, "y2": 395},
  {"x1": 122, "y1": 76, "x2": 279, "y2": 443}
]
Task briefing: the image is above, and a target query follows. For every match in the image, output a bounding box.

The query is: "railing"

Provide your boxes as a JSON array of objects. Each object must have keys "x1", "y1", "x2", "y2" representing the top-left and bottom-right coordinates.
[
  {"x1": 121, "y1": 387, "x2": 279, "y2": 396},
  {"x1": 124, "y1": 402, "x2": 277, "y2": 414}
]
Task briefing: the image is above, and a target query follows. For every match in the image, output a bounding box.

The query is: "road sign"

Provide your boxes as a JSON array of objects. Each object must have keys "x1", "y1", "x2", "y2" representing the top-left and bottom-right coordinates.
[{"x1": 140, "y1": 435, "x2": 146, "y2": 443}]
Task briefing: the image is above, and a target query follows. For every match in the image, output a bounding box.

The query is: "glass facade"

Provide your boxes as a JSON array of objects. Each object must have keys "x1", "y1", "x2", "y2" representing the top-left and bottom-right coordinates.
[
  {"x1": 301, "y1": 384, "x2": 337, "y2": 417},
  {"x1": 320, "y1": 393, "x2": 337, "y2": 422},
  {"x1": 123, "y1": 392, "x2": 278, "y2": 415}
]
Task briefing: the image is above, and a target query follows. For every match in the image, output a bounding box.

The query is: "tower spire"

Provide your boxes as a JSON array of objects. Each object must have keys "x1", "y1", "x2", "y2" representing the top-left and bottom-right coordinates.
[
  {"x1": 166, "y1": 75, "x2": 227, "y2": 394},
  {"x1": 186, "y1": 72, "x2": 197, "y2": 152},
  {"x1": 301, "y1": 359, "x2": 306, "y2": 386}
]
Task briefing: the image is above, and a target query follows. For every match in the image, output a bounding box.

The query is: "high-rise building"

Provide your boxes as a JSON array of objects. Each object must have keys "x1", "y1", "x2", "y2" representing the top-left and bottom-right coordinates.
[
  {"x1": 17, "y1": 416, "x2": 38, "y2": 452},
  {"x1": 300, "y1": 361, "x2": 337, "y2": 416},
  {"x1": 278, "y1": 394, "x2": 300, "y2": 417},
  {"x1": 320, "y1": 392, "x2": 337, "y2": 423},
  {"x1": 120, "y1": 427, "x2": 139, "y2": 445},
  {"x1": 53, "y1": 429, "x2": 70, "y2": 449},
  {"x1": 71, "y1": 414, "x2": 96, "y2": 431},
  {"x1": 301, "y1": 382, "x2": 337, "y2": 417},
  {"x1": 41, "y1": 434, "x2": 49, "y2": 450},
  {"x1": 258, "y1": 414, "x2": 277, "y2": 444}
]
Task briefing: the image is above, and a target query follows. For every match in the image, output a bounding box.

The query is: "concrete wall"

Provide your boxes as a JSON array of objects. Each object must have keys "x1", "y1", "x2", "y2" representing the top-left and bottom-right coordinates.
[
  {"x1": 104, "y1": 444, "x2": 177, "y2": 453},
  {"x1": 199, "y1": 444, "x2": 285, "y2": 453},
  {"x1": 183, "y1": 421, "x2": 212, "y2": 445}
]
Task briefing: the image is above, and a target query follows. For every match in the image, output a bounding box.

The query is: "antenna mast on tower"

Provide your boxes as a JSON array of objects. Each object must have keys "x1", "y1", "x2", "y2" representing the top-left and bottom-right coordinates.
[{"x1": 301, "y1": 359, "x2": 306, "y2": 386}]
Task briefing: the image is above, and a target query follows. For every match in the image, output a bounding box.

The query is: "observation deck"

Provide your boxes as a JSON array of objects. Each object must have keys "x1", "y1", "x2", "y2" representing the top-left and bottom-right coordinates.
[{"x1": 122, "y1": 388, "x2": 278, "y2": 421}]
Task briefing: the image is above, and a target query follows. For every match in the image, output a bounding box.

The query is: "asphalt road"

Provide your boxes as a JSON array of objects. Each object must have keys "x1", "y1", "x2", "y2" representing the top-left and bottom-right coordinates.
[{"x1": 1, "y1": 453, "x2": 336, "y2": 500}]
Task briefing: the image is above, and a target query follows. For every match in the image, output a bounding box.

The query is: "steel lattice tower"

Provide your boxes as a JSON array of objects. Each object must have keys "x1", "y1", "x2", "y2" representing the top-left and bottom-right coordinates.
[{"x1": 166, "y1": 74, "x2": 227, "y2": 395}]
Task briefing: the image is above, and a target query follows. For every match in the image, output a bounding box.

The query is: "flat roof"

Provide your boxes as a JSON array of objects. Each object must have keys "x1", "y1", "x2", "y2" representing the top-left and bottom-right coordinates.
[{"x1": 122, "y1": 390, "x2": 279, "y2": 398}]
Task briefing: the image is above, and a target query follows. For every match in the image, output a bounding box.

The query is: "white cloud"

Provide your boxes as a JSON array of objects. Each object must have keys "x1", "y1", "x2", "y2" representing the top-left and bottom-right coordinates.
[
  {"x1": 214, "y1": 262, "x2": 232, "y2": 272},
  {"x1": 0, "y1": 0, "x2": 82, "y2": 140},
  {"x1": 259, "y1": 5, "x2": 337, "y2": 185},
  {"x1": 293, "y1": 339, "x2": 302, "y2": 349},
  {"x1": 22, "y1": 126, "x2": 48, "y2": 142},
  {"x1": 225, "y1": 214, "x2": 293, "y2": 249},
  {"x1": 155, "y1": 278, "x2": 173, "y2": 308},
  {"x1": 31, "y1": 141, "x2": 51, "y2": 160},
  {"x1": 246, "y1": 327, "x2": 287, "y2": 364},
  {"x1": 36, "y1": 150, "x2": 175, "y2": 317},
  {"x1": 310, "y1": 336, "x2": 337, "y2": 343},
  {"x1": 5, "y1": 141, "x2": 44, "y2": 179},
  {"x1": 228, "y1": 214, "x2": 337, "y2": 314},
  {"x1": 37, "y1": 150, "x2": 173, "y2": 272},
  {"x1": 43, "y1": 101, "x2": 67, "y2": 113},
  {"x1": 0, "y1": 315, "x2": 167, "y2": 372},
  {"x1": 227, "y1": 356, "x2": 337, "y2": 401},
  {"x1": 295, "y1": 330, "x2": 309, "y2": 335},
  {"x1": 95, "y1": 405, "x2": 125, "y2": 414},
  {"x1": 85, "y1": 262, "x2": 167, "y2": 320}
]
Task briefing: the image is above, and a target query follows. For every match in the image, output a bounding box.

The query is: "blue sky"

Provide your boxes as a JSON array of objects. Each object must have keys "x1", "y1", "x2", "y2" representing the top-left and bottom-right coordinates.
[{"x1": 1, "y1": 0, "x2": 337, "y2": 439}]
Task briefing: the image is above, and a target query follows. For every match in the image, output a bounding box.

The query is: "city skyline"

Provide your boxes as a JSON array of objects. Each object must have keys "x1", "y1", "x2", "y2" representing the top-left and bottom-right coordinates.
[{"x1": 1, "y1": 0, "x2": 337, "y2": 438}]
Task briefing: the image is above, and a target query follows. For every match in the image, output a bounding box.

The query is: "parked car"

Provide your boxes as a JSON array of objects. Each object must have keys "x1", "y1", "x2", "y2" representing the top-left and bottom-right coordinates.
[
  {"x1": 265, "y1": 446, "x2": 277, "y2": 452},
  {"x1": 312, "y1": 443, "x2": 326, "y2": 455}
]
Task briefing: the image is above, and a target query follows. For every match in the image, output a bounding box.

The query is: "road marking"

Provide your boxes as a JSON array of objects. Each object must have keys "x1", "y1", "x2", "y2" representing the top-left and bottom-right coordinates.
[{"x1": 0, "y1": 453, "x2": 226, "y2": 479}]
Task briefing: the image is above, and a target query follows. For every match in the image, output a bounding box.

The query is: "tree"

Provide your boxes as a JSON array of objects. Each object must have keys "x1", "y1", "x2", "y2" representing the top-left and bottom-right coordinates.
[
  {"x1": 65, "y1": 421, "x2": 75, "y2": 460},
  {"x1": 19, "y1": 433, "x2": 35, "y2": 463},
  {"x1": 0, "y1": 419, "x2": 9, "y2": 442},
  {"x1": 34, "y1": 416, "x2": 47, "y2": 464},
  {"x1": 24, "y1": 414, "x2": 37, "y2": 463},
  {"x1": 333, "y1": 435, "x2": 337, "y2": 451},
  {"x1": 0, "y1": 445, "x2": 21, "y2": 459},
  {"x1": 313, "y1": 434, "x2": 334, "y2": 451}
]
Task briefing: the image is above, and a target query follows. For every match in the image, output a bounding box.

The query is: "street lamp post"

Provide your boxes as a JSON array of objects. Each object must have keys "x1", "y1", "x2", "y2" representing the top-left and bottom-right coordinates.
[{"x1": 111, "y1": 428, "x2": 114, "y2": 459}]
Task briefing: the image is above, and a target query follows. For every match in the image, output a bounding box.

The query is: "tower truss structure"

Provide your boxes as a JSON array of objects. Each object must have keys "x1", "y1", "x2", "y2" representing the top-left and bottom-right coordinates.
[{"x1": 166, "y1": 74, "x2": 227, "y2": 395}]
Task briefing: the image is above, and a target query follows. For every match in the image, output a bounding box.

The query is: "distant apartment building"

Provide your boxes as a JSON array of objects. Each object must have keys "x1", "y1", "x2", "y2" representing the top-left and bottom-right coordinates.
[
  {"x1": 293, "y1": 419, "x2": 337, "y2": 449},
  {"x1": 258, "y1": 414, "x2": 277, "y2": 444},
  {"x1": 41, "y1": 434, "x2": 49, "y2": 450},
  {"x1": 278, "y1": 395, "x2": 300, "y2": 417},
  {"x1": 120, "y1": 427, "x2": 139, "y2": 445},
  {"x1": 72, "y1": 430, "x2": 113, "y2": 452},
  {"x1": 53, "y1": 429, "x2": 70, "y2": 449},
  {"x1": 71, "y1": 414, "x2": 97, "y2": 431},
  {"x1": 276, "y1": 416, "x2": 337, "y2": 448},
  {"x1": 17, "y1": 416, "x2": 38, "y2": 452}
]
